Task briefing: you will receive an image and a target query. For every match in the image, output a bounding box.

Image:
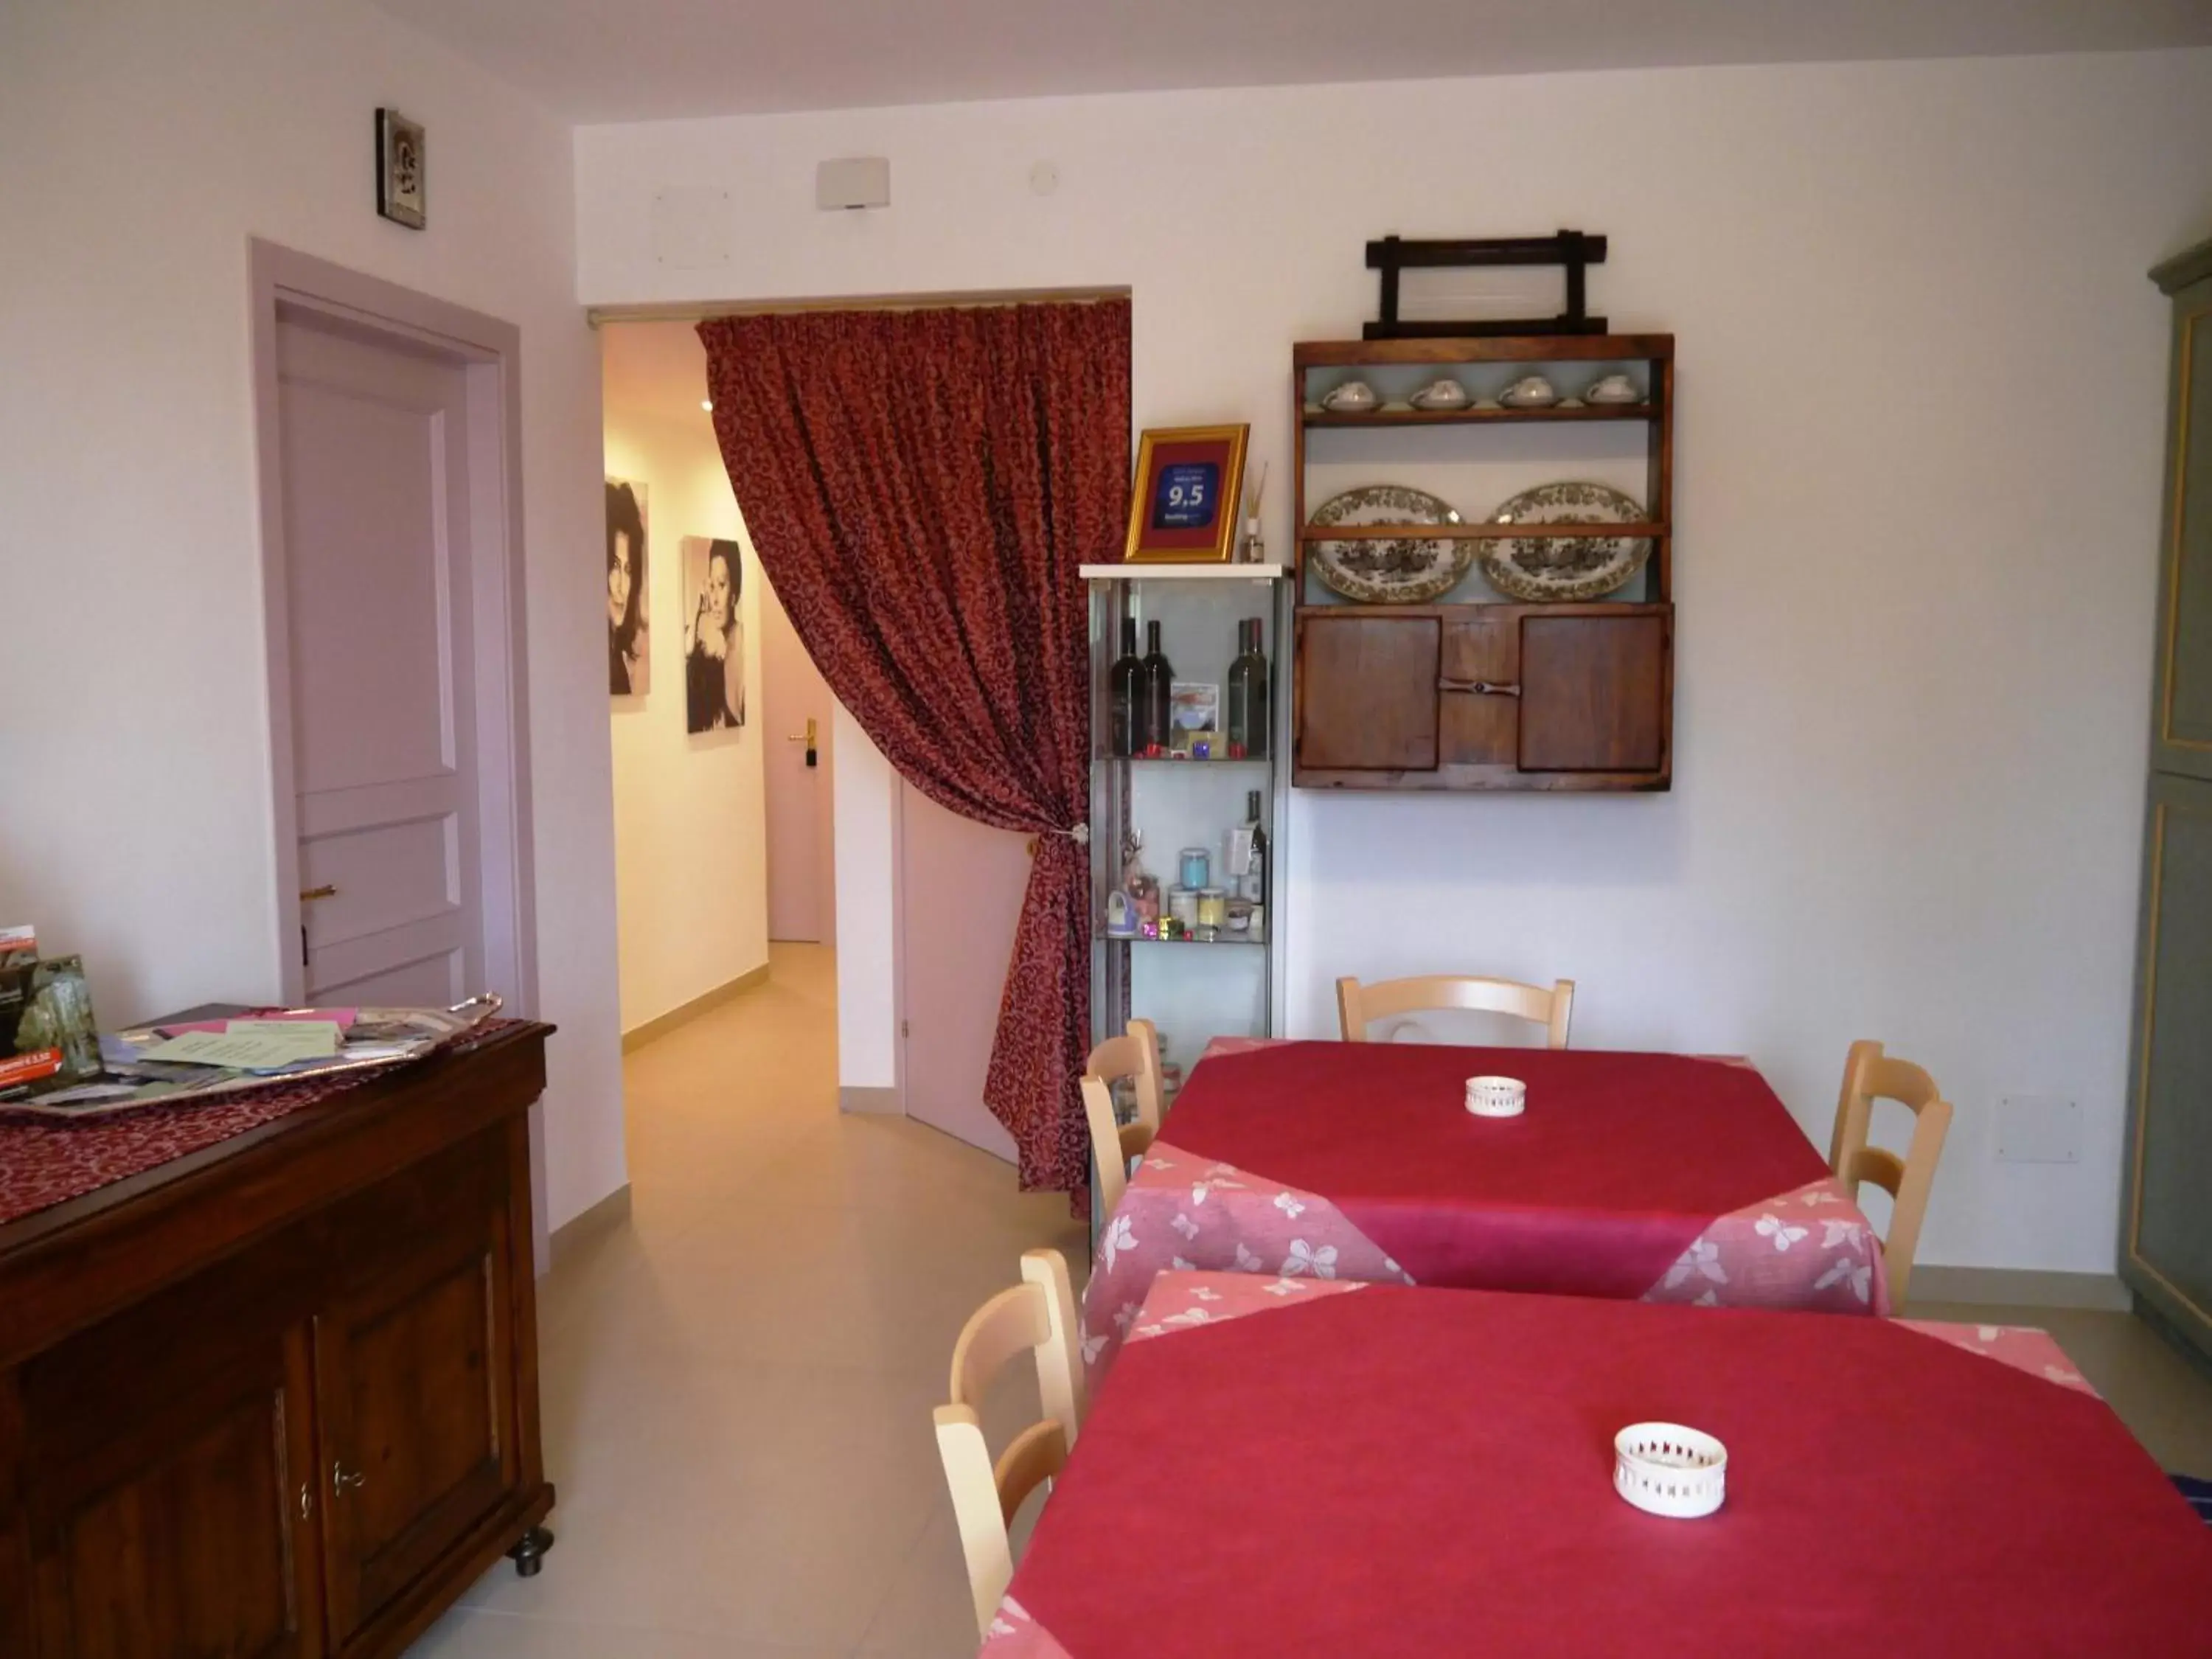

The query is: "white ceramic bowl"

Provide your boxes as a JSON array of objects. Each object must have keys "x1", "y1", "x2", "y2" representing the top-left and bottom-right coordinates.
[
  {"x1": 1613, "y1": 1423, "x2": 1727, "y2": 1519},
  {"x1": 1464, "y1": 1075, "x2": 1526, "y2": 1117}
]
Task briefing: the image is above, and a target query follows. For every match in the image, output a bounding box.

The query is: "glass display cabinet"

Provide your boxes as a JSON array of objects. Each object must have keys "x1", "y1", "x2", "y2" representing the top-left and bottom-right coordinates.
[{"x1": 1083, "y1": 563, "x2": 1290, "y2": 1111}]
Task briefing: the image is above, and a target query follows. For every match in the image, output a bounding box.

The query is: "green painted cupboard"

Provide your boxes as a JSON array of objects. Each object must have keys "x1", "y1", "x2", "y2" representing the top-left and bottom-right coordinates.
[{"x1": 2121, "y1": 235, "x2": 2212, "y2": 1366}]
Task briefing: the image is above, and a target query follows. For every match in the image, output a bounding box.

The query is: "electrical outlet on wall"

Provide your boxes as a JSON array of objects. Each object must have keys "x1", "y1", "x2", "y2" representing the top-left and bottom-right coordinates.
[{"x1": 1997, "y1": 1095, "x2": 2080, "y2": 1164}]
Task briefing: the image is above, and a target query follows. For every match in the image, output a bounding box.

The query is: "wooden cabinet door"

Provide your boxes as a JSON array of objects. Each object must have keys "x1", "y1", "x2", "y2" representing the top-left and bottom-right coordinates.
[
  {"x1": 2153, "y1": 282, "x2": 2212, "y2": 782},
  {"x1": 2123, "y1": 771, "x2": 2212, "y2": 1356},
  {"x1": 1295, "y1": 613, "x2": 1439, "y2": 773},
  {"x1": 23, "y1": 1322, "x2": 323, "y2": 1659},
  {"x1": 1517, "y1": 611, "x2": 1670, "y2": 776},
  {"x1": 315, "y1": 1206, "x2": 517, "y2": 1646}
]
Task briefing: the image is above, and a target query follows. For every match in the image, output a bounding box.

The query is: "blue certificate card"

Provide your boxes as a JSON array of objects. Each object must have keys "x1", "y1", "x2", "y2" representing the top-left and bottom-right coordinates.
[{"x1": 1150, "y1": 462, "x2": 1220, "y2": 531}]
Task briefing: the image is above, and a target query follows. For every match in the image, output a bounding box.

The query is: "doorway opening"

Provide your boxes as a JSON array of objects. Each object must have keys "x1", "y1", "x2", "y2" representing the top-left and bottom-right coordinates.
[
  {"x1": 599, "y1": 319, "x2": 799, "y2": 1056},
  {"x1": 597, "y1": 293, "x2": 1117, "y2": 1181}
]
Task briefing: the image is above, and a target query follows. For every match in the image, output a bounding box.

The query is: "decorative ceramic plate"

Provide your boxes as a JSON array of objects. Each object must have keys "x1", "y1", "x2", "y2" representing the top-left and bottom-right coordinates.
[
  {"x1": 1309, "y1": 485, "x2": 1468, "y2": 605},
  {"x1": 1480, "y1": 481, "x2": 1650, "y2": 602}
]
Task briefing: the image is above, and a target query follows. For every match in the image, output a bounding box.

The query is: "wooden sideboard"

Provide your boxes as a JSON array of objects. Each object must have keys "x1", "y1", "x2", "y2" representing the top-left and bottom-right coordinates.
[{"x1": 0, "y1": 1022, "x2": 556, "y2": 1658}]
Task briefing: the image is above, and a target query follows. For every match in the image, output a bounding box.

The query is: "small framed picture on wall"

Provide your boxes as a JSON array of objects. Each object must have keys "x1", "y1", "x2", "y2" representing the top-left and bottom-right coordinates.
[
  {"x1": 1123, "y1": 424, "x2": 1248, "y2": 564},
  {"x1": 375, "y1": 108, "x2": 426, "y2": 229}
]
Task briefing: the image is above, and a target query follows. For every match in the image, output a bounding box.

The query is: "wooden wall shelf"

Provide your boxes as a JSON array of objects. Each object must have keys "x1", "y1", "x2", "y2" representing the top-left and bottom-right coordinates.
[
  {"x1": 1296, "y1": 522, "x2": 1669, "y2": 541},
  {"x1": 1296, "y1": 335, "x2": 1675, "y2": 366},
  {"x1": 1290, "y1": 333, "x2": 1676, "y2": 793},
  {"x1": 1303, "y1": 406, "x2": 1658, "y2": 428}
]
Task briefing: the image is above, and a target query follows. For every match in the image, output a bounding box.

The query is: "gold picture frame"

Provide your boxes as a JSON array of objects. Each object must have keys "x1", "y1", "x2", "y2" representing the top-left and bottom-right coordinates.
[{"x1": 1122, "y1": 423, "x2": 1248, "y2": 564}]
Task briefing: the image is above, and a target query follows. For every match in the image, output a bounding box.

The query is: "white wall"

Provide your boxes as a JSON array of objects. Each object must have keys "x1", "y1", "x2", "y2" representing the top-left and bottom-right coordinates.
[
  {"x1": 0, "y1": 0, "x2": 625, "y2": 1229},
  {"x1": 603, "y1": 403, "x2": 771, "y2": 1031},
  {"x1": 832, "y1": 707, "x2": 901, "y2": 1093},
  {"x1": 575, "y1": 49, "x2": 2212, "y2": 1272}
]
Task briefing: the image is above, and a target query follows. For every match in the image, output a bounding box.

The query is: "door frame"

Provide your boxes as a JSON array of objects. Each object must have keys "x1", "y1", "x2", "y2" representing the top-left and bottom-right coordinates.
[{"x1": 247, "y1": 240, "x2": 540, "y2": 1022}]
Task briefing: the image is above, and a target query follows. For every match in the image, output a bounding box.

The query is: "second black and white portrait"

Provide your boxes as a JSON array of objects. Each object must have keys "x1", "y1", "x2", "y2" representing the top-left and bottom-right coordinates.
[{"x1": 681, "y1": 535, "x2": 745, "y2": 733}]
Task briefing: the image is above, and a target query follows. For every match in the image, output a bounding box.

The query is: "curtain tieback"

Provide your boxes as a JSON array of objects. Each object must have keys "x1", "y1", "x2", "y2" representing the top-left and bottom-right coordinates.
[{"x1": 1027, "y1": 822, "x2": 1089, "y2": 858}]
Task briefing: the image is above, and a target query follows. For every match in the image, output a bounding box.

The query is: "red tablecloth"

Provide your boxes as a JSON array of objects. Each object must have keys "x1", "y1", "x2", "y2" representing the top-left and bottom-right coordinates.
[
  {"x1": 1083, "y1": 1042, "x2": 1886, "y2": 1377},
  {"x1": 998, "y1": 1273, "x2": 2212, "y2": 1658}
]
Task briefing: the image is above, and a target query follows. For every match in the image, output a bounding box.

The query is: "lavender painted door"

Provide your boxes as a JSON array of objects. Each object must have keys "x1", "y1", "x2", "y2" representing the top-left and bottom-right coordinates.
[
  {"x1": 898, "y1": 781, "x2": 1024, "y2": 1163},
  {"x1": 276, "y1": 314, "x2": 483, "y2": 1006},
  {"x1": 762, "y1": 576, "x2": 836, "y2": 944}
]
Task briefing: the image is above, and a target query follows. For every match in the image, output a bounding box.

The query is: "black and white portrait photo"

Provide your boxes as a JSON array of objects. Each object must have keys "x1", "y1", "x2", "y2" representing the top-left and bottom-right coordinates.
[
  {"x1": 681, "y1": 535, "x2": 746, "y2": 734},
  {"x1": 606, "y1": 479, "x2": 649, "y2": 697}
]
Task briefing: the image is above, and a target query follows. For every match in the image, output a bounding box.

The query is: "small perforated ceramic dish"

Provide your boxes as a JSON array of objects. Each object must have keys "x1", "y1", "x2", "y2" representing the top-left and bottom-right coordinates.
[
  {"x1": 1613, "y1": 1423, "x2": 1727, "y2": 1519},
  {"x1": 1464, "y1": 1076, "x2": 1526, "y2": 1118}
]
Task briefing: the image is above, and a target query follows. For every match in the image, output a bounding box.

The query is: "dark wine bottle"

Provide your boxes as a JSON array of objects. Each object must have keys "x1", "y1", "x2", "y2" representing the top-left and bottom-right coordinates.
[
  {"x1": 1225, "y1": 619, "x2": 1254, "y2": 758},
  {"x1": 1244, "y1": 617, "x2": 1270, "y2": 759},
  {"x1": 1108, "y1": 616, "x2": 1141, "y2": 757},
  {"x1": 1246, "y1": 789, "x2": 1269, "y2": 908},
  {"x1": 1140, "y1": 619, "x2": 1174, "y2": 754}
]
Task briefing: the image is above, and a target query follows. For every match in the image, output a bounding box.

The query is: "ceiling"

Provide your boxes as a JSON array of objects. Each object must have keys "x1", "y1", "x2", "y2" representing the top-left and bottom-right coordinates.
[{"x1": 372, "y1": 0, "x2": 2212, "y2": 122}]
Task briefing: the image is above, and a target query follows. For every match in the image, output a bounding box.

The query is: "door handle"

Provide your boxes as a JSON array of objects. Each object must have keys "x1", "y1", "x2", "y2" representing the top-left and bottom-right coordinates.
[
  {"x1": 300, "y1": 884, "x2": 339, "y2": 902},
  {"x1": 333, "y1": 1462, "x2": 366, "y2": 1495},
  {"x1": 787, "y1": 717, "x2": 819, "y2": 767},
  {"x1": 1438, "y1": 678, "x2": 1520, "y2": 698}
]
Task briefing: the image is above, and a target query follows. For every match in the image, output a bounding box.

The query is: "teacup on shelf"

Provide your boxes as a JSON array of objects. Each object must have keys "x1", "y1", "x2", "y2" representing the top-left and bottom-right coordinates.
[
  {"x1": 1585, "y1": 372, "x2": 1644, "y2": 406},
  {"x1": 1320, "y1": 379, "x2": 1379, "y2": 412},
  {"x1": 1499, "y1": 375, "x2": 1559, "y2": 408},
  {"x1": 1409, "y1": 377, "x2": 1470, "y2": 411}
]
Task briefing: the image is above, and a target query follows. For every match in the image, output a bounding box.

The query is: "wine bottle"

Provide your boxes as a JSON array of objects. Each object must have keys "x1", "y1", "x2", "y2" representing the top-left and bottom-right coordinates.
[
  {"x1": 1225, "y1": 619, "x2": 1254, "y2": 758},
  {"x1": 1140, "y1": 620, "x2": 1174, "y2": 755},
  {"x1": 1246, "y1": 789, "x2": 1269, "y2": 909},
  {"x1": 1108, "y1": 616, "x2": 1141, "y2": 757},
  {"x1": 1244, "y1": 617, "x2": 1270, "y2": 759}
]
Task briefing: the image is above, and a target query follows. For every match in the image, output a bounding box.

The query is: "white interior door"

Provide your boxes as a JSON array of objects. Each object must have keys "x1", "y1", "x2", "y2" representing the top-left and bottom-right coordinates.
[
  {"x1": 762, "y1": 577, "x2": 836, "y2": 944},
  {"x1": 897, "y1": 782, "x2": 1027, "y2": 1162},
  {"x1": 277, "y1": 314, "x2": 483, "y2": 1006}
]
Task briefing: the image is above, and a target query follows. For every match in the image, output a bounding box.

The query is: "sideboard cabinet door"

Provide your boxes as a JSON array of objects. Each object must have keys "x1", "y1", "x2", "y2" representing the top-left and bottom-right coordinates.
[
  {"x1": 315, "y1": 1200, "x2": 518, "y2": 1646},
  {"x1": 24, "y1": 1322, "x2": 324, "y2": 1659}
]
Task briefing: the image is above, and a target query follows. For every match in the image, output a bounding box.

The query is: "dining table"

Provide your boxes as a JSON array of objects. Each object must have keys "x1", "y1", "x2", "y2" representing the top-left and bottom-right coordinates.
[
  {"x1": 1082, "y1": 1038, "x2": 1885, "y2": 1380},
  {"x1": 997, "y1": 1270, "x2": 2212, "y2": 1657}
]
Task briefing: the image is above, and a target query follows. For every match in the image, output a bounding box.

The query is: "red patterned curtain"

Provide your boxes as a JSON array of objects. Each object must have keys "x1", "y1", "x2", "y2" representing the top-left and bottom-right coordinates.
[{"x1": 698, "y1": 301, "x2": 1130, "y2": 1208}]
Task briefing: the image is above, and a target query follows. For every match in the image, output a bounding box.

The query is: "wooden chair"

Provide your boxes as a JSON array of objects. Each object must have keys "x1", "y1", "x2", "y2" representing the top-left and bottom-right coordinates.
[
  {"x1": 1082, "y1": 1017, "x2": 1162, "y2": 1215},
  {"x1": 1336, "y1": 975, "x2": 1576, "y2": 1049},
  {"x1": 1828, "y1": 1040, "x2": 1954, "y2": 1310},
  {"x1": 933, "y1": 1249, "x2": 1083, "y2": 1638}
]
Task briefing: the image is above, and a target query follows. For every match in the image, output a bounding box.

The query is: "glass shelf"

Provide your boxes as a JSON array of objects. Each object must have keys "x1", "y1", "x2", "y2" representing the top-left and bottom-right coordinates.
[
  {"x1": 1094, "y1": 754, "x2": 1274, "y2": 766},
  {"x1": 1087, "y1": 565, "x2": 1289, "y2": 1156}
]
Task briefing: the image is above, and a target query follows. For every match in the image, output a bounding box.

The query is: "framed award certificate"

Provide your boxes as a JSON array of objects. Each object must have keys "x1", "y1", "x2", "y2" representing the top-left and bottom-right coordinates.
[{"x1": 1122, "y1": 424, "x2": 1248, "y2": 564}]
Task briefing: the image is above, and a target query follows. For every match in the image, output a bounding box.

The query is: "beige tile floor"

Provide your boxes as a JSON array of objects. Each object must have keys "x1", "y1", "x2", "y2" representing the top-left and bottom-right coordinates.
[
  {"x1": 410, "y1": 944, "x2": 1083, "y2": 1659},
  {"x1": 411, "y1": 945, "x2": 2212, "y2": 1655}
]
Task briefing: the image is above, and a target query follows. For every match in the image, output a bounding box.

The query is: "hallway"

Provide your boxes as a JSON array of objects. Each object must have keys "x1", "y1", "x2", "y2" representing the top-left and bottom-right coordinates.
[{"x1": 412, "y1": 945, "x2": 1085, "y2": 1658}]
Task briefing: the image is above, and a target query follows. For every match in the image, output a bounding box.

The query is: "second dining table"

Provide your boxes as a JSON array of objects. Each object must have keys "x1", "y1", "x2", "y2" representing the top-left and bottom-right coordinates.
[
  {"x1": 1082, "y1": 1037, "x2": 1888, "y2": 1378},
  {"x1": 1004, "y1": 1272, "x2": 2212, "y2": 1657}
]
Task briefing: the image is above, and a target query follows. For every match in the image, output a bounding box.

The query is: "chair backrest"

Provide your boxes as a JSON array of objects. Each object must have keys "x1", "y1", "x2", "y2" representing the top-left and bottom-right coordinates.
[
  {"x1": 933, "y1": 1249, "x2": 1083, "y2": 1638},
  {"x1": 1336, "y1": 975, "x2": 1575, "y2": 1049},
  {"x1": 1828, "y1": 1040, "x2": 1954, "y2": 1310},
  {"x1": 1082, "y1": 1018, "x2": 1162, "y2": 1214}
]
